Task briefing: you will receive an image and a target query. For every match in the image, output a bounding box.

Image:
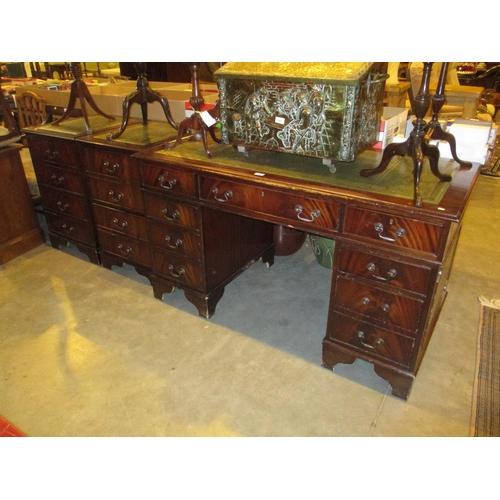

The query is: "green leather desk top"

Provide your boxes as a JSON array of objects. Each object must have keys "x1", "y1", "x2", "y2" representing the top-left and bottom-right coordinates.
[{"x1": 156, "y1": 141, "x2": 461, "y2": 206}]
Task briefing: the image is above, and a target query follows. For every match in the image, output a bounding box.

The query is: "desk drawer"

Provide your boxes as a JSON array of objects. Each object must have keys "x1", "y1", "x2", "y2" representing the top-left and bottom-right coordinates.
[
  {"x1": 343, "y1": 207, "x2": 443, "y2": 256},
  {"x1": 337, "y1": 246, "x2": 432, "y2": 295},
  {"x1": 88, "y1": 177, "x2": 144, "y2": 212},
  {"x1": 330, "y1": 312, "x2": 415, "y2": 368},
  {"x1": 98, "y1": 230, "x2": 152, "y2": 268},
  {"x1": 93, "y1": 205, "x2": 148, "y2": 241},
  {"x1": 152, "y1": 249, "x2": 203, "y2": 289},
  {"x1": 45, "y1": 212, "x2": 95, "y2": 245},
  {"x1": 148, "y1": 220, "x2": 202, "y2": 261},
  {"x1": 39, "y1": 186, "x2": 88, "y2": 220},
  {"x1": 35, "y1": 163, "x2": 84, "y2": 194},
  {"x1": 141, "y1": 163, "x2": 197, "y2": 198},
  {"x1": 144, "y1": 193, "x2": 199, "y2": 230},
  {"x1": 199, "y1": 176, "x2": 339, "y2": 234},
  {"x1": 335, "y1": 276, "x2": 423, "y2": 335},
  {"x1": 84, "y1": 148, "x2": 140, "y2": 183},
  {"x1": 26, "y1": 135, "x2": 77, "y2": 166}
]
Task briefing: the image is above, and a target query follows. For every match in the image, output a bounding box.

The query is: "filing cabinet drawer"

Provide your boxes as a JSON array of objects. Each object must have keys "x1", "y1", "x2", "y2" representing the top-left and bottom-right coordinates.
[
  {"x1": 337, "y1": 246, "x2": 432, "y2": 295},
  {"x1": 335, "y1": 276, "x2": 423, "y2": 334},
  {"x1": 199, "y1": 176, "x2": 339, "y2": 234},
  {"x1": 34, "y1": 163, "x2": 84, "y2": 194},
  {"x1": 343, "y1": 206, "x2": 443, "y2": 256},
  {"x1": 152, "y1": 249, "x2": 203, "y2": 289},
  {"x1": 26, "y1": 135, "x2": 77, "y2": 166},
  {"x1": 45, "y1": 212, "x2": 95, "y2": 245},
  {"x1": 144, "y1": 193, "x2": 199, "y2": 230},
  {"x1": 84, "y1": 148, "x2": 140, "y2": 183},
  {"x1": 88, "y1": 177, "x2": 145, "y2": 212},
  {"x1": 93, "y1": 205, "x2": 148, "y2": 241},
  {"x1": 39, "y1": 186, "x2": 88, "y2": 220},
  {"x1": 330, "y1": 312, "x2": 415, "y2": 368},
  {"x1": 148, "y1": 220, "x2": 202, "y2": 261},
  {"x1": 98, "y1": 230, "x2": 152, "y2": 268},
  {"x1": 141, "y1": 163, "x2": 197, "y2": 198}
]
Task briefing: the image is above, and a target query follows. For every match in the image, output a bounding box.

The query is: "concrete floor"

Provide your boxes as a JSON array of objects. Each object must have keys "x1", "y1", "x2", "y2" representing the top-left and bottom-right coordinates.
[{"x1": 1, "y1": 173, "x2": 500, "y2": 437}]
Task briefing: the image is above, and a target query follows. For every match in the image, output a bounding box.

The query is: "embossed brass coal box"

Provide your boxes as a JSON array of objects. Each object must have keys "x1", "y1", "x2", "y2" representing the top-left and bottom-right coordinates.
[{"x1": 215, "y1": 62, "x2": 388, "y2": 163}]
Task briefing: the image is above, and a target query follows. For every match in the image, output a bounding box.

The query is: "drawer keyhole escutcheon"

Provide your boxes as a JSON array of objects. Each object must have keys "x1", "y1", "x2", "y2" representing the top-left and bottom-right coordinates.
[
  {"x1": 103, "y1": 161, "x2": 120, "y2": 173},
  {"x1": 158, "y1": 175, "x2": 177, "y2": 190},
  {"x1": 295, "y1": 205, "x2": 321, "y2": 223},
  {"x1": 213, "y1": 188, "x2": 233, "y2": 203},
  {"x1": 374, "y1": 222, "x2": 406, "y2": 242},
  {"x1": 108, "y1": 190, "x2": 124, "y2": 202},
  {"x1": 168, "y1": 265, "x2": 185, "y2": 278},
  {"x1": 117, "y1": 244, "x2": 132, "y2": 255},
  {"x1": 112, "y1": 218, "x2": 128, "y2": 228},
  {"x1": 165, "y1": 236, "x2": 183, "y2": 249},
  {"x1": 162, "y1": 208, "x2": 180, "y2": 221},
  {"x1": 367, "y1": 263, "x2": 397, "y2": 282},
  {"x1": 357, "y1": 331, "x2": 384, "y2": 349}
]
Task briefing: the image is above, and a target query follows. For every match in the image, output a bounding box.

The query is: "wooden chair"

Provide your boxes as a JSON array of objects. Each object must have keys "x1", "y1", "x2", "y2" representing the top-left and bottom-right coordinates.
[
  {"x1": 16, "y1": 91, "x2": 48, "y2": 129},
  {"x1": 0, "y1": 75, "x2": 21, "y2": 144}
]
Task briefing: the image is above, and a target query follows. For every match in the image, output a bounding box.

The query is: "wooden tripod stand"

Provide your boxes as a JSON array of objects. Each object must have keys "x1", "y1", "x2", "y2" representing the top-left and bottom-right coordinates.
[
  {"x1": 165, "y1": 62, "x2": 221, "y2": 158},
  {"x1": 360, "y1": 62, "x2": 471, "y2": 207},
  {"x1": 51, "y1": 62, "x2": 115, "y2": 134},
  {"x1": 107, "y1": 62, "x2": 178, "y2": 140}
]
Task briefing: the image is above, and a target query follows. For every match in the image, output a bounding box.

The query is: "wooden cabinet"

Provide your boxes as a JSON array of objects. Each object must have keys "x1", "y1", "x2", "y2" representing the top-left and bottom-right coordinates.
[
  {"x1": 141, "y1": 160, "x2": 274, "y2": 318},
  {"x1": 76, "y1": 122, "x2": 175, "y2": 277},
  {"x1": 23, "y1": 119, "x2": 119, "y2": 264},
  {"x1": 0, "y1": 144, "x2": 45, "y2": 264},
  {"x1": 323, "y1": 200, "x2": 465, "y2": 399}
]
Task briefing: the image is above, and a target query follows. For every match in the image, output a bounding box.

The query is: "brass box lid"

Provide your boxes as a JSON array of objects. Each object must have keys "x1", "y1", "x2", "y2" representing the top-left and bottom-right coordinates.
[{"x1": 214, "y1": 62, "x2": 377, "y2": 86}]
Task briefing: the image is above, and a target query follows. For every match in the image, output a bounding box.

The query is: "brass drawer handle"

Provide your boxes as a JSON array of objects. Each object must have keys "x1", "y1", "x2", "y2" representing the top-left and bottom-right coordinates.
[
  {"x1": 51, "y1": 174, "x2": 64, "y2": 185},
  {"x1": 295, "y1": 205, "x2": 321, "y2": 223},
  {"x1": 117, "y1": 244, "x2": 132, "y2": 255},
  {"x1": 357, "y1": 331, "x2": 384, "y2": 349},
  {"x1": 374, "y1": 222, "x2": 406, "y2": 242},
  {"x1": 162, "y1": 208, "x2": 180, "y2": 221},
  {"x1": 361, "y1": 297, "x2": 390, "y2": 312},
  {"x1": 104, "y1": 161, "x2": 120, "y2": 173},
  {"x1": 61, "y1": 223, "x2": 74, "y2": 234},
  {"x1": 56, "y1": 201, "x2": 69, "y2": 212},
  {"x1": 168, "y1": 264, "x2": 185, "y2": 279},
  {"x1": 108, "y1": 190, "x2": 124, "y2": 202},
  {"x1": 158, "y1": 175, "x2": 177, "y2": 190},
  {"x1": 112, "y1": 217, "x2": 128, "y2": 229},
  {"x1": 367, "y1": 263, "x2": 397, "y2": 282},
  {"x1": 165, "y1": 236, "x2": 183, "y2": 249},
  {"x1": 45, "y1": 148, "x2": 59, "y2": 160},
  {"x1": 213, "y1": 187, "x2": 233, "y2": 202}
]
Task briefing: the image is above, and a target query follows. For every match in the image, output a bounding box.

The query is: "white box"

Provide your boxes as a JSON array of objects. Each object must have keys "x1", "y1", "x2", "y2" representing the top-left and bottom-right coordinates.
[
  {"x1": 438, "y1": 141, "x2": 490, "y2": 164},
  {"x1": 438, "y1": 119, "x2": 493, "y2": 164},
  {"x1": 447, "y1": 119, "x2": 491, "y2": 148},
  {"x1": 372, "y1": 107, "x2": 409, "y2": 150}
]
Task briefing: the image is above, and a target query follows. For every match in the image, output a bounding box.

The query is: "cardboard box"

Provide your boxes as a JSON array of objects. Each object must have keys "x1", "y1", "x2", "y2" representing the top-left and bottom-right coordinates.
[{"x1": 372, "y1": 107, "x2": 409, "y2": 150}]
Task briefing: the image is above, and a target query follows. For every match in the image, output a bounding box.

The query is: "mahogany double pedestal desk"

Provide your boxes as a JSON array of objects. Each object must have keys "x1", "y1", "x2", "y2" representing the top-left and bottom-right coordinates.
[{"x1": 24, "y1": 118, "x2": 480, "y2": 400}]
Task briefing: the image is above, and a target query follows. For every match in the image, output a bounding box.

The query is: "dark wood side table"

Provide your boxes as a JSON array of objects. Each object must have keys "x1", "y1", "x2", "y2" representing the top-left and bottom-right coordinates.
[{"x1": 0, "y1": 144, "x2": 45, "y2": 264}]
